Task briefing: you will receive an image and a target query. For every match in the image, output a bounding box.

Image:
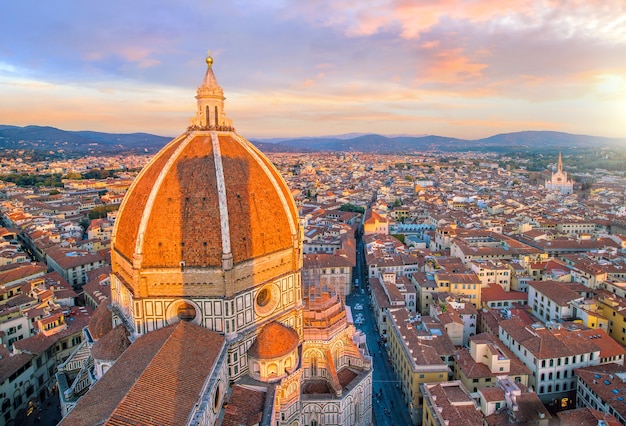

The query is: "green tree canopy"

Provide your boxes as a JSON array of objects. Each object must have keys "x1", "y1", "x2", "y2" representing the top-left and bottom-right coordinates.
[
  {"x1": 88, "y1": 205, "x2": 119, "y2": 220},
  {"x1": 339, "y1": 203, "x2": 365, "y2": 214}
]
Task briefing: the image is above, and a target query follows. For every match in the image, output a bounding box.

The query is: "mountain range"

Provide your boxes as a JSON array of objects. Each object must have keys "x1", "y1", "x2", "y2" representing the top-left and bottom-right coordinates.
[
  {"x1": 0, "y1": 125, "x2": 171, "y2": 156},
  {"x1": 1, "y1": 125, "x2": 624, "y2": 157},
  {"x1": 252, "y1": 131, "x2": 625, "y2": 155}
]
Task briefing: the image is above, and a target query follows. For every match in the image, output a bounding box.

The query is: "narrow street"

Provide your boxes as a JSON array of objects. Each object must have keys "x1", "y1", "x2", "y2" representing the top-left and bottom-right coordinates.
[
  {"x1": 14, "y1": 389, "x2": 62, "y2": 426},
  {"x1": 346, "y1": 233, "x2": 414, "y2": 426}
]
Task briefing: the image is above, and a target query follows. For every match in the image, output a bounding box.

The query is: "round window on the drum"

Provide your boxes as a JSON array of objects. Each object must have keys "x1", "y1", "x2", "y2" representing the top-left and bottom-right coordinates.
[
  {"x1": 177, "y1": 302, "x2": 197, "y2": 322},
  {"x1": 256, "y1": 288, "x2": 271, "y2": 307}
]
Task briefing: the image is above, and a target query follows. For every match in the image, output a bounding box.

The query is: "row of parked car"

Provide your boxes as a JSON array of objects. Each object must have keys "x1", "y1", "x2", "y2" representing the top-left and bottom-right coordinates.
[{"x1": 353, "y1": 303, "x2": 365, "y2": 325}]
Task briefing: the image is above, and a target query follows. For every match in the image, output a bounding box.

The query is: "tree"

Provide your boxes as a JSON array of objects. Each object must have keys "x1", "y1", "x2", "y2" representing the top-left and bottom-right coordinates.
[
  {"x1": 391, "y1": 234, "x2": 405, "y2": 244},
  {"x1": 64, "y1": 172, "x2": 82, "y2": 180},
  {"x1": 79, "y1": 218, "x2": 91, "y2": 231},
  {"x1": 339, "y1": 204, "x2": 365, "y2": 214},
  {"x1": 88, "y1": 205, "x2": 118, "y2": 219}
]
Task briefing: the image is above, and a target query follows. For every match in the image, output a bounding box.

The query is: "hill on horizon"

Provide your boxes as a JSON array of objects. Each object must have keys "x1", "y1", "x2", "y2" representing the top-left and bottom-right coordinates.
[
  {"x1": 0, "y1": 125, "x2": 171, "y2": 157},
  {"x1": 0, "y1": 125, "x2": 624, "y2": 158}
]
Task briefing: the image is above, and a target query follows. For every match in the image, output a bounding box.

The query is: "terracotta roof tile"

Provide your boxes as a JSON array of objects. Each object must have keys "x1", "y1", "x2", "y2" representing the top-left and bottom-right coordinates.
[
  {"x1": 557, "y1": 407, "x2": 621, "y2": 426},
  {"x1": 575, "y1": 363, "x2": 626, "y2": 421},
  {"x1": 529, "y1": 280, "x2": 583, "y2": 306},
  {"x1": 0, "y1": 345, "x2": 34, "y2": 384},
  {"x1": 222, "y1": 385, "x2": 266, "y2": 426},
  {"x1": 61, "y1": 321, "x2": 225, "y2": 426}
]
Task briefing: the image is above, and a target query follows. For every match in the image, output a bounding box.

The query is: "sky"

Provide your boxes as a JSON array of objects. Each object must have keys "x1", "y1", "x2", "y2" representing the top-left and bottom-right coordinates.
[{"x1": 1, "y1": 1, "x2": 625, "y2": 140}]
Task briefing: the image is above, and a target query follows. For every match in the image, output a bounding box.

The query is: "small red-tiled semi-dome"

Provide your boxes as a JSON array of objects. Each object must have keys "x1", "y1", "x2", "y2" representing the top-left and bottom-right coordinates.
[
  {"x1": 248, "y1": 321, "x2": 300, "y2": 360},
  {"x1": 87, "y1": 302, "x2": 113, "y2": 341},
  {"x1": 91, "y1": 324, "x2": 131, "y2": 362}
]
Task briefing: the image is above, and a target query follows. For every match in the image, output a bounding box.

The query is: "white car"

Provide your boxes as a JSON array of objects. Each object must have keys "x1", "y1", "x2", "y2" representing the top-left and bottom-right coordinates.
[{"x1": 354, "y1": 304, "x2": 363, "y2": 311}]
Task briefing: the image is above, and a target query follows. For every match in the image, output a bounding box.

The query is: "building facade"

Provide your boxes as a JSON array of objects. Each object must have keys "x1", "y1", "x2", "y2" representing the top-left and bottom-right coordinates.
[{"x1": 545, "y1": 153, "x2": 574, "y2": 195}]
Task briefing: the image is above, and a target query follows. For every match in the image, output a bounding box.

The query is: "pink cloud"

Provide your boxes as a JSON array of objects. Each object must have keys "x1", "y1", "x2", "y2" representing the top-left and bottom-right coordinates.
[
  {"x1": 420, "y1": 40, "x2": 440, "y2": 49},
  {"x1": 421, "y1": 48, "x2": 488, "y2": 83}
]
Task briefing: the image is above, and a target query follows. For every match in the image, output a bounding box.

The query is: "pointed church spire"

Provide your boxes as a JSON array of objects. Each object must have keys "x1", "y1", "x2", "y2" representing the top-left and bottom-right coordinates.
[
  {"x1": 190, "y1": 51, "x2": 233, "y2": 130},
  {"x1": 557, "y1": 152, "x2": 563, "y2": 173}
]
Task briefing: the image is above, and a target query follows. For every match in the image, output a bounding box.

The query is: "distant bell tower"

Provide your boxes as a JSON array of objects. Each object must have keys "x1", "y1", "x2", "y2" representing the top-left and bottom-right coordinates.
[{"x1": 191, "y1": 52, "x2": 233, "y2": 129}]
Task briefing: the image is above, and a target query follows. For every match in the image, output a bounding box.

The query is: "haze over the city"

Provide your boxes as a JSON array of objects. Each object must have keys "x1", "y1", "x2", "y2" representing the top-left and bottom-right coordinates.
[{"x1": 1, "y1": 0, "x2": 625, "y2": 139}]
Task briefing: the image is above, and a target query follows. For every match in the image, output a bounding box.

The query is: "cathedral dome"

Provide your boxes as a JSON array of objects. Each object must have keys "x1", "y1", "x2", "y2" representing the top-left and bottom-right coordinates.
[{"x1": 112, "y1": 54, "x2": 299, "y2": 276}]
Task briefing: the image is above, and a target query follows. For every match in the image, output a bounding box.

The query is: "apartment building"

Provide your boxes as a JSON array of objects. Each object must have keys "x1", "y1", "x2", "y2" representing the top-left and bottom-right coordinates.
[
  {"x1": 528, "y1": 280, "x2": 585, "y2": 323},
  {"x1": 596, "y1": 290, "x2": 626, "y2": 346},
  {"x1": 454, "y1": 332, "x2": 530, "y2": 393},
  {"x1": 421, "y1": 380, "x2": 483, "y2": 426},
  {"x1": 478, "y1": 376, "x2": 550, "y2": 425},
  {"x1": 471, "y1": 260, "x2": 512, "y2": 291},
  {"x1": 387, "y1": 309, "x2": 454, "y2": 424},
  {"x1": 411, "y1": 272, "x2": 437, "y2": 314},
  {"x1": 499, "y1": 318, "x2": 601, "y2": 406},
  {"x1": 434, "y1": 272, "x2": 482, "y2": 307},
  {"x1": 45, "y1": 246, "x2": 107, "y2": 288},
  {"x1": 575, "y1": 363, "x2": 626, "y2": 424}
]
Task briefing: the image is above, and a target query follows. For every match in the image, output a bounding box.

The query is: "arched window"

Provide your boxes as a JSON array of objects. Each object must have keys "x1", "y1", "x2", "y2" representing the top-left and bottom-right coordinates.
[
  {"x1": 311, "y1": 357, "x2": 317, "y2": 377},
  {"x1": 268, "y1": 363, "x2": 278, "y2": 377},
  {"x1": 214, "y1": 106, "x2": 219, "y2": 127}
]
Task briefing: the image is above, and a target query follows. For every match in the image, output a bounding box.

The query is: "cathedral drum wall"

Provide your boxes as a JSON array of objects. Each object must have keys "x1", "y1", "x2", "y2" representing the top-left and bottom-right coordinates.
[
  {"x1": 113, "y1": 243, "x2": 299, "y2": 300},
  {"x1": 121, "y1": 270, "x2": 302, "y2": 338}
]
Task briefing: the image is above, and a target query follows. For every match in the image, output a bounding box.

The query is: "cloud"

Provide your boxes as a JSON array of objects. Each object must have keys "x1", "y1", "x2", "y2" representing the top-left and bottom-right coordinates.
[{"x1": 0, "y1": 0, "x2": 625, "y2": 139}]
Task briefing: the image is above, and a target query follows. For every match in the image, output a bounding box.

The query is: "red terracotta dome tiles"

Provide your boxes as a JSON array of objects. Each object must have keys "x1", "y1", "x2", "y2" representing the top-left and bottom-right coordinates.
[
  {"x1": 141, "y1": 136, "x2": 223, "y2": 268},
  {"x1": 221, "y1": 136, "x2": 294, "y2": 264},
  {"x1": 247, "y1": 140, "x2": 298, "y2": 226},
  {"x1": 114, "y1": 132, "x2": 297, "y2": 272},
  {"x1": 114, "y1": 136, "x2": 187, "y2": 263}
]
